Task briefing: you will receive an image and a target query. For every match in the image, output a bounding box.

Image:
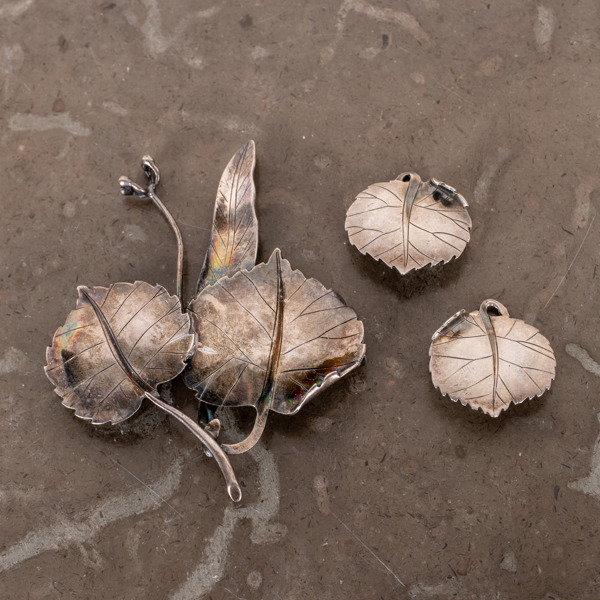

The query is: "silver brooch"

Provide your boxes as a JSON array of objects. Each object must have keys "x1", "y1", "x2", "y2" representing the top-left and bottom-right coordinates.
[{"x1": 45, "y1": 142, "x2": 366, "y2": 501}]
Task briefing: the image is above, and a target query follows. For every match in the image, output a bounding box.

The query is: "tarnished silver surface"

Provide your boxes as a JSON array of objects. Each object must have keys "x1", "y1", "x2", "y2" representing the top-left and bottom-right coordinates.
[
  {"x1": 192, "y1": 140, "x2": 259, "y2": 435},
  {"x1": 429, "y1": 299, "x2": 556, "y2": 417},
  {"x1": 196, "y1": 140, "x2": 258, "y2": 293},
  {"x1": 185, "y1": 248, "x2": 366, "y2": 454},
  {"x1": 185, "y1": 142, "x2": 366, "y2": 454},
  {"x1": 345, "y1": 172, "x2": 471, "y2": 275},
  {"x1": 45, "y1": 282, "x2": 194, "y2": 425}
]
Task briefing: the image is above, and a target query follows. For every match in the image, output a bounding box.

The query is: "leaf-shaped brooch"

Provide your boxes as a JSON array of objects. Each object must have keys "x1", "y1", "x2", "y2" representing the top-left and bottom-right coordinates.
[
  {"x1": 345, "y1": 172, "x2": 472, "y2": 274},
  {"x1": 45, "y1": 154, "x2": 242, "y2": 502},
  {"x1": 46, "y1": 141, "x2": 366, "y2": 501},
  {"x1": 429, "y1": 299, "x2": 556, "y2": 417}
]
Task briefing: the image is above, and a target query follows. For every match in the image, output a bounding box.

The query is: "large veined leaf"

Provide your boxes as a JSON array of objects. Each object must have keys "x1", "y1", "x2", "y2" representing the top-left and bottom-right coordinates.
[
  {"x1": 196, "y1": 140, "x2": 258, "y2": 293},
  {"x1": 429, "y1": 299, "x2": 556, "y2": 417},
  {"x1": 345, "y1": 172, "x2": 471, "y2": 274},
  {"x1": 45, "y1": 281, "x2": 195, "y2": 425},
  {"x1": 185, "y1": 248, "x2": 366, "y2": 453}
]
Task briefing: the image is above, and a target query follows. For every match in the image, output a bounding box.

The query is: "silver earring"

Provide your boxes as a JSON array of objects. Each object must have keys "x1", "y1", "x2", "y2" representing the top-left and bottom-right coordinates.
[
  {"x1": 345, "y1": 172, "x2": 471, "y2": 274},
  {"x1": 429, "y1": 299, "x2": 556, "y2": 417}
]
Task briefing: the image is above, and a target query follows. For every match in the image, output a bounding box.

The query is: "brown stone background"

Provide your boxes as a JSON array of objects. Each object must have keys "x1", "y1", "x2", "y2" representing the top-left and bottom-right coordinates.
[{"x1": 2, "y1": 1, "x2": 600, "y2": 598}]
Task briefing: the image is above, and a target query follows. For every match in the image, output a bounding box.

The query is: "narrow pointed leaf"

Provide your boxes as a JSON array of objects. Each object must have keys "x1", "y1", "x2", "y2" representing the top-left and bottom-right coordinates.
[
  {"x1": 45, "y1": 281, "x2": 195, "y2": 425},
  {"x1": 429, "y1": 300, "x2": 556, "y2": 417},
  {"x1": 185, "y1": 249, "x2": 366, "y2": 451},
  {"x1": 197, "y1": 140, "x2": 258, "y2": 293},
  {"x1": 345, "y1": 172, "x2": 471, "y2": 274}
]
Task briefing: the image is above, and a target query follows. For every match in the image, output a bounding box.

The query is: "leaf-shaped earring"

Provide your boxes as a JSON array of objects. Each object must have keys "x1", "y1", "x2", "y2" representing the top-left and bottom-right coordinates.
[
  {"x1": 45, "y1": 156, "x2": 242, "y2": 502},
  {"x1": 345, "y1": 172, "x2": 471, "y2": 274},
  {"x1": 429, "y1": 299, "x2": 556, "y2": 417}
]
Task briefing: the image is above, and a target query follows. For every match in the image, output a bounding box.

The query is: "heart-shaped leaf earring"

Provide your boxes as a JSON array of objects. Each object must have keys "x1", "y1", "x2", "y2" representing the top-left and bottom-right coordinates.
[
  {"x1": 429, "y1": 299, "x2": 556, "y2": 417},
  {"x1": 345, "y1": 172, "x2": 471, "y2": 274}
]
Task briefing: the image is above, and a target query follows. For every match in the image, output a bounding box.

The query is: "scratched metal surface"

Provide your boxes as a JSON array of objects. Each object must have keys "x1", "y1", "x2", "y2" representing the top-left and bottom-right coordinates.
[{"x1": 2, "y1": 1, "x2": 600, "y2": 599}]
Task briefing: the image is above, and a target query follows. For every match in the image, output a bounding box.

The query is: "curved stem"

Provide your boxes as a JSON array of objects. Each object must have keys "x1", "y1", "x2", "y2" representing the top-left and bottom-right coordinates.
[
  {"x1": 119, "y1": 156, "x2": 184, "y2": 306},
  {"x1": 147, "y1": 188, "x2": 184, "y2": 305},
  {"x1": 145, "y1": 392, "x2": 242, "y2": 502},
  {"x1": 480, "y1": 299, "x2": 509, "y2": 318},
  {"x1": 479, "y1": 300, "x2": 508, "y2": 415},
  {"x1": 223, "y1": 250, "x2": 283, "y2": 455},
  {"x1": 401, "y1": 174, "x2": 422, "y2": 268},
  {"x1": 222, "y1": 403, "x2": 269, "y2": 455}
]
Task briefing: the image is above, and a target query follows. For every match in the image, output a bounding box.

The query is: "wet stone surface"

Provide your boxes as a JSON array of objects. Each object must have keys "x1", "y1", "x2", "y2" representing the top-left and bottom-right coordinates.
[{"x1": 2, "y1": 1, "x2": 600, "y2": 599}]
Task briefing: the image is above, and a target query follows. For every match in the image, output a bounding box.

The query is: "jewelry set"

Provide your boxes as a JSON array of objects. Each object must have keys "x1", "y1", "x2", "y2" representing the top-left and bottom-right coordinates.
[{"x1": 45, "y1": 142, "x2": 556, "y2": 501}]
